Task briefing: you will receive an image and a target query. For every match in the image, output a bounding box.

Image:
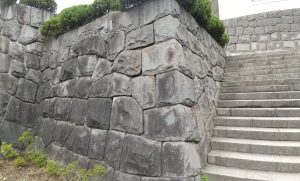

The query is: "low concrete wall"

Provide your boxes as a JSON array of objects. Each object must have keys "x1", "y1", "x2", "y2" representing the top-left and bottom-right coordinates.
[
  {"x1": 224, "y1": 8, "x2": 300, "y2": 54},
  {"x1": 0, "y1": 0, "x2": 225, "y2": 180}
]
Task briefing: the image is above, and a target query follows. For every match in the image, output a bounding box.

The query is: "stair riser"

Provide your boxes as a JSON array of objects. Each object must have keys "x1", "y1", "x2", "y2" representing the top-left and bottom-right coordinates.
[
  {"x1": 225, "y1": 63, "x2": 300, "y2": 73},
  {"x1": 225, "y1": 68, "x2": 300, "y2": 77},
  {"x1": 202, "y1": 173, "x2": 265, "y2": 181},
  {"x1": 226, "y1": 58, "x2": 300, "y2": 69},
  {"x1": 214, "y1": 118, "x2": 300, "y2": 128},
  {"x1": 211, "y1": 141, "x2": 300, "y2": 156},
  {"x1": 227, "y1": 53, "x2": 300, "y2": 61},
  {"x1": 214, "y1": 129, "x2": 300, "y2": 141},
  {"x1": 218, "y1": 100, "x2": 300, "y2": 108},
  {"x1": 208, "y1": 155, "x2": 300, "y2": 173},
  {"x1": 222, "y1": 79, "x2": 300, "y2": 87},
  {"x1": 221, "y1": 85, "x2": 300, "y2": 93},
  {"x1": 220, "y1": 92, "x2": 300, "y2": 100},
  {"x1": 217, "y1": 108, "x2": 300, "y2": 117},
  {"x1": 225, "y1": 73, "x2": 300, "y2": 82}
]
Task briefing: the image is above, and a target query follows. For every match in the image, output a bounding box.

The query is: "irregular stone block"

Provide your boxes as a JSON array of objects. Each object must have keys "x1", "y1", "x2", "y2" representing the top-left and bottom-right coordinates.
[
  {"x1": 16, "y1": 78, "x2": 37, "y2": 103},
  {"x1": 91, "y1": 58, "x2": 111, "y2": 81},
  {"x1": 131, "y1": 76, "x2": 155, "y2": 109},
  {"x1": 3, "y1": 20, "x2": 21, "y2": 41},
  {"x1": 30, "y1": 7, "x2": 43, "y2": 27},
  {"x1": 26, "y1": 69, "x2": 43, "y2": 85},
  {"x1": 36, "y1": 82, "x2": 51, "y2": 102},
  {"x1": 156, "y1": 70, "x2": 196, "y2": 107},
  {"x1": 10, "y1": 59, "x2": 26, "y2": 78},
  {"x1": 17, "y1": 4, "x2": 31, "y2": 25},
  {"x1": 4, "y1": 97, "x2": 22, "y2": 124},
  {"x1": 65, "y1": 126, "x2": 90, "y2": 156},
  {"x1": 0, "y1": 37, "x2": 10, "y2": 53},
  {"x1": 183, "y1": 48, "x2": 208, "y2": 78},
  {"x1": 25, "y1": 42, "x2": 43, "y2": 55},
  {"x1": 24, "y1": 53, "x2": 40, "y2": 69},
  {"x1": 0, "y1": 53, "x2": 10, "y2": 73},
  {"x1": 8, "y1": 42, "x2": 24, "y2": 61},
  {"x1": 111, "y1": 73, "x2": 131, "y2": 97},
  {"x1": 73, "y1": 154, "x2": 89, "y2": 169},
  {"x1": 121, "y1": 135, "x2": 161, "y2": 176},
  {"x1": 104, "y1": 131, "x2": 125, "y2": 169},
  {"x1": 236, "y1": 43, "x2": 250, "y2": 51},
  {"x1": 53, "y1": 98, "x2": 71, "y2": 121},
  {"x1": 45, "y1": 143, "x2": 61, "y2": 160},
  {"x1": 37, "y1": 99, "x2": 54, "y2": 118},
  {"x1": 112, "y1": 50, "x2": 142, "y2": 76},
  {"x1": 0, "y1": 120, "x2": 28, "y2": 148},
  {"x1": 61, "y1": 57, "x2": 78, "y2": 81},
  {"x1": 18, "y1": 25, "x2": 38, "y2": 45},
  {"x1": 20, "y1": 103, "x2": 37, "y2": 128},
  {"x1": 73, "y1": 36, "x2": 106, "y2": 57},
  {"x1": 57, "y1": 78, "x2": 77, "y2": 98},
  {"x1": 0, "y1": 74, "x2": 18, "y2": 94},
  {"x1": 107, "y1": 31, "x2": 125, "y2": 60},
  {"x1": 3, "y1": 4, "x2": 16, "y2": 20},
  {"x1": 89, "y1": 74, "x2": 112, "y2": 98},
  {"x1": 76, "y1": 77, "x2": 92, "y2": 99},
  {"x1": 69, "y1": 98, "x2": 87, "y2": 125},
  {"x1": 86, "y1": 98, "x2": 112, "y2": 129},
  {"x1": 126, "y1": 24, "x2": 154, "y2": 49},
  {"x1": 111, "y1": 97, "x2": 143, "y2": 134},
  {"x1": 142, "y1": 39, "x2": 188, "y2": 76},
  {"x1": 56, "y1": 147, "x2": 75, "y2": 166},
  {"x1": 34, "y1": 117, "x2": 56, "y2": 147},
  {"x1": 52, "y1": 121, "x2": 74, "y2": 147},
  {"x1": 88, "y1": 129, "x2": 107, "y2": 160},
  {"x1": 117, "y1": 8, "x2": 139, "y2": 31},
  {"x1": 77, "y1": 55, "x2": 98, "y2": 76},
  {"x1": 114, "y1": 171, "x2": 140, "y2": 181},
  {"x1": 0, "y1": 91, "x2": 11, "y2": 118},
  {"x1": 144, "y1": 105, "x2": 199, "y2": 141},
  {"x1": 162, "y1": 142, "x2": 201, "y2": 177}
]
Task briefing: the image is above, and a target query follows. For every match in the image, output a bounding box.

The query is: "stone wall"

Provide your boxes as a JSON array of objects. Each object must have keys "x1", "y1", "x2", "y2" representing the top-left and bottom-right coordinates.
[
  {"x1": 0, "y1": 0, "x2": 225, "y2": 180},
  {"x1": 224, "y1": 8, "x2": 300, "y2": 54}
]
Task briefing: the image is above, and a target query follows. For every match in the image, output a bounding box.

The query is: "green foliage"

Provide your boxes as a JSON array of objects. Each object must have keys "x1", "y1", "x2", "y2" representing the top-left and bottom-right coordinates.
[
  {"x1": 19, "y1": 0, "x2": 57, "y2": 12},
  {"x1": 19, "y1": 131, "x2": 35, "y2": 148},
  {"x1": 0, "y1": 142, "x2": 19, "y2": 159},
  {"x1": 14, "y1": 156, "x2": 26, "y2": 167},
  {"x1": 190, "y1": 0, "x2": 212, "y2": 29},
  {"x1": 200, "y1": 174, "x2": 210, "y2": 181},
  {"x1": 45, "y1": 160, "x2": 64, "y2": 176},
  {"x1": 40, "y1": 16, "x2": 62, "y2": 38},
  {"x1": 92, "y1": 0, "x2": 124, "y2": 15},
  {"x1": 78, "y1": 165, "x2": 107, "y2": 181},
  {"x1": 0, "y1": 0, "x2": 17, "y2": 7},
  {"x1": 28, "y1": 152, "x2": 48, "y2": 167},
  {"x1": 218, "y1": 33, "x2": 229, "y2": 47},
  {"x1": 207, "y1": 15, "x2": 228, "y2": 47}
]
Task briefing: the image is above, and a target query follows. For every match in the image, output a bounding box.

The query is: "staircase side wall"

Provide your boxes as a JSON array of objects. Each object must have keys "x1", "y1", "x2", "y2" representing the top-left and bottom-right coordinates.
[
  {"x1": 224, "y1": 8, "x2": 300, "y2": 54},
  {"x1": 0, "y1": 0, "x2": 225, "y2": 180}
]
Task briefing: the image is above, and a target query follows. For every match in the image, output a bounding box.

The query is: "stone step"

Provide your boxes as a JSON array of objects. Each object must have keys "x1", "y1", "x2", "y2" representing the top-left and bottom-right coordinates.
[
  {"x1": 226, "y1": 51, "x2": 300, "y2": 62},
  {"x1": 203, "y1": 164, "x2": 300, "y2": 181},
  {"x1": 211, "y1": 137, "x2": 300, "y2": 156},
  {"x1": 208, "y1": 150, "x2": 300, "y2": 172},
  {"x1": 218, "y1": 99, "x2": 300, "y2": 108},
  {"x1": 224, "y1": 67, "x2": 300, "y2": 77},
  {"x1": 225, "y1": 72, "x2": 300, "y2": 82},
  {"x1": 221, "y1": 84, "x2": 300, "y2": 93},
  {"x1": 217, "y1": 108, "x2": 300, "y2": 117},
  {"x1": 220, "y1": 91, "x2": 300, "y2": 100},
  {"x1": 225, "y1": 62, "x2": 300, "y2": 73},
  {"x1": 214, "y1": 126, "x2": 300, "y2": 141},
  {"x1": 214, "y1": 116, "x2": 300, "y2": 128},
  {"x1": 222, "y1": 78, "x2": 300, "y2": 87}
]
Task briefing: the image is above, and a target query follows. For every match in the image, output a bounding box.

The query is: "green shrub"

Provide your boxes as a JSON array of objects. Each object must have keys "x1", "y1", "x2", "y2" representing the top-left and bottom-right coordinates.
[
  {"x1": 190, "y1": 0, "x2": 212, "y2": 29},
  {"x1": 46, "y1": 160, "x2": 64, "y2": 176},
  {"x1": 28, "y1": 152, "x2": 48, "y2": 167},
  {"x1": 79, "y1": 165, "x2": 107, "y2": 181},
  {"x1": 40, "y1": 16, "x2": 62, "y2": 38},
  {"x1": 0, "y1": 143, "x2": 19, "y2": 159},
  {"x1": 19, "y1": 131, "x2": 35, "y2": 147},
  {"x1": 218, "y1": 33, "x2": 229, "y2": 47},
  {"x1": 19, "y1": 0, "x2": 57, "y2": 12},
  {"x1": 207, "y1": 15, "x2": 228, "y2": 47},
  {"x1": 14, "y1": 156, "x2": 26, "y2": 167},
  {"x1": 200, "y1": 174, "x2": 210, "y2": 181},
  {"x1": 0, "y1": 0, "x2": 17, "y2": 7}
]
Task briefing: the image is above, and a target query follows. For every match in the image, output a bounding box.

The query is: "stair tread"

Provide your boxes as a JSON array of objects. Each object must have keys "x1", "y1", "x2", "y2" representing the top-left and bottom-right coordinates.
[
  {"x1": 214, "y1": 126, "x2": 300, "y2": 132},
  {"x1": 216, "y1": 116, "x2": 300, "y2": 121}
]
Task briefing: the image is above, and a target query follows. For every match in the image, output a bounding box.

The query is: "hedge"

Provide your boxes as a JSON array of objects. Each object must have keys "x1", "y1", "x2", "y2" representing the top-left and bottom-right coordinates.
[
  {"x1": 40, "y1": 0, "x2": 229, "y2": 47},
  {"x1": 19, "y1": 0, "x2": 57, "y2": 12}
]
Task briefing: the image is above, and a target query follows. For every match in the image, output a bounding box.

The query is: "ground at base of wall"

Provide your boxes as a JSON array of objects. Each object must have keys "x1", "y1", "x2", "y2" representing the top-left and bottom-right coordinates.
[{"x1": 0, "y1": 159, "x2": 63, "y2": 181}]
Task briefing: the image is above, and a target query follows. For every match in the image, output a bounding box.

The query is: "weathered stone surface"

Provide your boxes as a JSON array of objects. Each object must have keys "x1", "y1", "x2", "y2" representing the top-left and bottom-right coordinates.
[
  {"x1": 112, "y1": 50, "x2": 142, "y2": 76},
  {"x1": 88, "y1": 160, "x2": 115, "y2": 181},
  {"x1": 86, "y1": 98, "x2": 112, "y2": 129},
  {"x1": 91, "y1": 58, "x2": 111, "y2": 81},
  {"x1": 183, "y1": 48, "x2": 208, "y2": 78},
  {"x1": 52, "y1": 121, "x2": 74, "y2": 147},
  {"x1": 73, "y1": 154, "x2": 89, "y2": 169},
  {"x1": 4, "y1": 97, "x2": 22, "y2": 124},
  {"x1": 77, "y1": 55, "x2": 98, "y2": 76},
  {"x1": 72, "y1": 36, "x2": 106, "y2": 57},
  {"x1": 104, "y1": 131, "x2": 125, "y2": 169},
  {"x1": 144, "y1": 105, "x2": 199, "y2": 141},
  {"x1": 156, "y1": 70, "x2": 196, "y2": 107},
  {"x1": 10, "y1": 59, "x2": 26, "y2": 78},
  {"x1": 53, "y1": 98, "x2": 71, "y2": 121},
  {"x1": 89, "y1": 75, "x2": 112, "y2": 98},
  {"x1": 3, "y1": 4, "x2": 16, "y2": 20},
  {"x1": 37, "y1": 99, "x2": 54, "y2": 118},
  {"x1": 107, "y1": 31, "x2": 125, "y2": 60},
  {"x1": 76, "y1": 77, "x2": 92, "y2": 99},
  {"x1": 69, "y1": 98, "x2": 87, "y2": 125},
  {"x1": 0, "y1": 53, "x2": 10, "y2": 73},
  {"x1": 117, "y1": 8, "x2": 139, "y2": 31},
  {"x1": 20, "y1": 103, "x2": 37, "y2": 128},
  {"x1": 24, "y1": 53, "x2": 40, "y2": 69},
  {"x1": 110, "y1": 97, "x2": 143, "y2": 134},
  {"x1": 61, "y1": 57, "x2": 78, "y2": 81},
  {"x1": 131, "y1": 76, "x2": 155, "y2": 109},
  {"x1": 17, "y1": 4, "x2": 31, "y2": 25},
  {"x1": 8, "y1": 42, "x2": 24, "y2": 61},
  {"x1": 18, "y1": 25, "x2": 38, "y2": 45},
  {"x1": 26, "y1": 69, "x2": 43, "y2": 84},
  {"x1": 56, "y1": 147, "x2": 75, "y2": 166},
  {"x1": 3, "y1": 20, "x2": 21, "y2": 41},
  {"x1": 120, "y1": 135, "x2": 161, "y2": 176},
  {"x1": 126, "y1": 24, "x2": 154, "y2": 49},
  {"x1": 30, "y1": 7, "x2": 43, "y2": 27},
  {"x1": 0, "y1": 120, "x2": 28, "y2": 148},
  {"x1": 45, "y1": 143, "x2": 61, "y2": 160},
  {"x1": 36, "y1": 82, "x2": 51, "y2": 102},
  {"x1": 0, "y1": 74, "x2": 18, "y2": 94},
  {"x1": 162, "y1": 142, "x2": 201, "y2": 177},
  {"x1": 0, "y1": 91, "x2": 11, "y2": 118},
  {"x1": 34, "y1": 117, "x2": 56, "y2": 147},
  {"x1": 114, "y1": 171, "x2": 140, "y2": 181},
  {"x1": 142, "y1": 39, "x2": 187, "y2": 75},
  {"x1": 16, "y1": 78, "x2": 37, "y2": 103},
  {"x1": 25, "y1": 42, "x2": 43, "y2": 55},
  {"x1": 111, "y1": 73, "x2": 131, "y2": 97},
  {"x1": 65, "y1": 126, "x2": 90, "y2": 156},
  {"x1": 88, "y1": 129, "x2": 107, "y2": 160},
  {"x1": 0, "y1": 37, "x2": 9, "y2": 53}
]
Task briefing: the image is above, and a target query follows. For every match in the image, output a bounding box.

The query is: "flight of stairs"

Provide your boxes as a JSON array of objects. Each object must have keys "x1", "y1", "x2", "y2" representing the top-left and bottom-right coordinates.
[{"x1": 203, "y1": 51, "x2": 300, "y2": 181}]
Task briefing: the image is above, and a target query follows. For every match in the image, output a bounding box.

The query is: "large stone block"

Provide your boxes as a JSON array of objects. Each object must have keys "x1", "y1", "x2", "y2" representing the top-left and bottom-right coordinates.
[
  {"x1": 52, "y1": 121, "x2": 74, "y2": 147},
  {"x1": 0, "y1": 74, "x2": 18, "y2": 94},
  {"x1": 183, "y1": 48, "x2": 209, "y2": 78},
  {"x1": 72, "y1": 36, "x2": 106, "y2": 57},
  {"x1": 37, "y1": 99, "x2": 54, "y2": 118},
  {"x1": 20, "y1": 103, "x2": 37, "y2": 128},
  {"x1": 126, "y1": 24, "x2": 154, "y2": 49},
  {"x1": 36, "y1": 82, "x2": 51, "y2": 102},
  {"x1": 18, "y1": 25, "x2": 38, "y2": 45},
  {"x1": 34, "y1": 117, "x2": 56, "y2": 147},
  {"x1": 0, "y1": 37, "x2": 10, "y2": 53},
  {"x1": 104, "y1": 131, "x2": 125, "y2": 169},
  {"x1": 112, "y1": 50, "x2": 142, "y2": 76},
  {"x1": 17, "y1": 4, "x2": 31, "y2": 25},
  {"x1": 10, "y1": 59, "x2": 26, "y2": 78},
  {"x1": 144, "y1": 105, "x2": 199, "y2": 141},
  {"x1": 86, "y1": 98, "x2": 112, "y2": 129},
  {"x1": 120, "y1": 135, "x2": 161, "y2": 176},
  {"x1": 110, "y1": 97, "x2": 143, "y2": 134},
  {"x1": 3, "y1": 5, "x2": 16, "y2": 20},
  {"x1": 114, "y1": 171, "x2": 140, "y2": 181},
  {"x1": 16, "y1": 78, "x2": 37, "y2": 103},
  {"x1": 61, "y1": 57, "x2": 78, "y2": 81},
  {"x1": 89, "y1": 75, "x2": 112, "y2": 98},
  {"x1": 24, "y1": 53, "x2": 40, "y2": 69},
  {"x1": 117, "y1": 7, "x2": 139, "y2": 31},
  {"x1": 107, "y1": 31, "x2": 125, "y2": 60},
  {"x1": 26, "y1": 69, "x2": 44, "y2": 85},
  {"x1": 65, "y1": 126, "x2": 90, "y2": 156},
  {"x1": 8, "y1": 42, "x2": 24, "y2": 61},
  {"x1": 162, "y1": 142, "x2": 201, "y2": 177},
  {"x1": 55, "y1": 147, "x2": 75, "y2": 166},
  {"x1": 4, "y1": 97, "x2": 22, "y2": 124},
  {"x1": 0, "y1": 120, "x2": 28, "y2": 148},
  {"x1": 91, "y1": 58, "x2": 112, "y2": 81},
  {"x1": 30, "y1": 7, "x2": 43, "y2": 27},
  {"x1": 69, "y1": 98, "x2": 87, "y2": 125},
  {"x1": 76, "y1": 77, "x2": 92, "y2": 99},
  {"x1": 0, "y1": 91, "x2": 11, "y2": 118},
  {"x1": 77, "y1": 55, "x2": 98, "y2": 76},
  {"x1": 156, "y1": 70, "x2": 196, "y2": 107},
  {"x1": 3, "y1": 20, "x2": 21, "y2": 41},
  {"x1": 111, "y1": 73, "x2": 131, "y2": 97},
  {"x1": 142, "y1": 39, "x2": 188, "y2": 76},
  {"x1": 0, "y1": 53, "x2": 10, "y2": 73},
  {"x1": 53, "y1": 98, "x2": 71, "y2": 121},
  {"x1": 131, "y1": 76, "x2": 155, "y2": 109},
  {"x1": 88, "y1": 129, "x2": 107, "y2": 160}
]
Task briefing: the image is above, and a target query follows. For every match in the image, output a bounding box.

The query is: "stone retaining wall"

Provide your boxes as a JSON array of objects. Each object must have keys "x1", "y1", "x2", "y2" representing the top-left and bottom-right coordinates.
[
  {"x1": 224, "y1": 8, "x2": 300, "y2": 54},
  {"x1": 0, "y1": 0, "x2": 225, "y2": 180}
]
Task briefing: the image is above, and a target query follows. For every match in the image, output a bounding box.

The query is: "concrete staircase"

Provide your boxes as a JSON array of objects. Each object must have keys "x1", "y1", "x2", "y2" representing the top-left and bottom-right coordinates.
[{"x1": 203, "y1": 51, "x2": 300, "y2": 181}]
